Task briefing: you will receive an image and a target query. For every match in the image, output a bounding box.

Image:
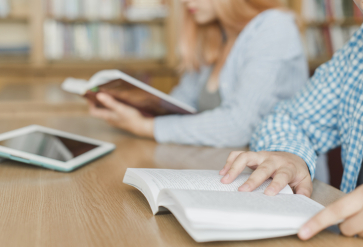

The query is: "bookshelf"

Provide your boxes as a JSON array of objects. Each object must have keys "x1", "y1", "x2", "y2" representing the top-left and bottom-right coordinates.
[
  {"x1": 0, "y1": 0, "x2": 178, "y2": 91},
  {"x1": 287, "y1": 0, "x2": 363, "y2": 72},
  {"x1": 5, "y1": 0, "x2": 359, "y2": 85}
]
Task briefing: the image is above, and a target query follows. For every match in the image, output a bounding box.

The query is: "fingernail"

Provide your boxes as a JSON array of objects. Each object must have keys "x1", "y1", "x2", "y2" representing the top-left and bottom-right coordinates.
[
  {"x1": 221, "y1": 174, "x2": 229, "y2": 182},
  {"x1": 239, "y1": 184, "x2": 250, "y2": 191},
  {"x1": 265, "y1": 187, "x2": 275, "y2": 196},
  {"x1": 299, "y1": 227, "x2": 311, "y2": 240}
]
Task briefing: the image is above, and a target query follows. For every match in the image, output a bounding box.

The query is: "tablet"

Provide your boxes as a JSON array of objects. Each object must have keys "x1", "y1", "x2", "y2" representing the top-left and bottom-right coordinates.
[{"x1": 0, "y1": 125, "x2": 115, "y2": 172}]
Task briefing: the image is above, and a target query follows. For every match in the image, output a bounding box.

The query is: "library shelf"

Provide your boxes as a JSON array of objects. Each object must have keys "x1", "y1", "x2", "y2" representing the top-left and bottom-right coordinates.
[
  {"x1": 0, "y1": 61, "x2": 177, "y2": 77},
  {"x1": 0, "y1": 15, "x2": 28, "y2": 22},
  {"x1": 46, "y1": 17, "x2": 166, "y2": 25},
  {"x1": 0, "y1": 0, "x2": 178, "y2": 81},
  {"x1": 305, "y1": 18, "x2": 363, "y2": 27}
]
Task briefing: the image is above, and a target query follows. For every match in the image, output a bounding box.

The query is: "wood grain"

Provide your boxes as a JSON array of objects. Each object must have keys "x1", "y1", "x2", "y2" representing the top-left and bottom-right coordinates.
[{"x1": 0, "y1": 116, "x2": 361, "y2": 247}]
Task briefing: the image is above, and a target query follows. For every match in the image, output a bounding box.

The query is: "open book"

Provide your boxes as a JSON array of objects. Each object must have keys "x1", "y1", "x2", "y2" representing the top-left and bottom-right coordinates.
[
  {"x1": 62, "y1": 70, "x2": 197, "y2": 117},
  {"x1": 123, "y1": 168, "x2": 325, "y2": 242}
]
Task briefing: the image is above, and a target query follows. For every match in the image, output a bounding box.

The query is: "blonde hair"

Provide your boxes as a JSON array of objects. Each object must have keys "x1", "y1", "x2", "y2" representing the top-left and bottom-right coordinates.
[{"x1": 179, "y1": 0, "x2": 284, "y2": 71}]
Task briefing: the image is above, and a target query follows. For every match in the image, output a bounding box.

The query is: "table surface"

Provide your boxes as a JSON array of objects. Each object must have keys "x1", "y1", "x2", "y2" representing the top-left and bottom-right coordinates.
[{"x1": 0, "y1": 82, "x2": 362, "y2": 247}]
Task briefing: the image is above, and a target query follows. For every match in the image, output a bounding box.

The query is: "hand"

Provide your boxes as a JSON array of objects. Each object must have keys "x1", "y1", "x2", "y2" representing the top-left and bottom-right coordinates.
[
  {"x1": 299, "y1": 184, "x2": 363, "y2": 240},
  {"x1": 219, "y1": 151, "x2": 312, "y2": 197},
  {"x1": 89, "y1": 93, "x2": 154, "y2": 139}
]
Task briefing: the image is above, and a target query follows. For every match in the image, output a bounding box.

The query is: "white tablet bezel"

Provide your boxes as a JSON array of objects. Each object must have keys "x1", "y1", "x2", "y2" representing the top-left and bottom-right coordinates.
[{"x1": 0, "y1": 125, "x2": 115, "y2": 172}]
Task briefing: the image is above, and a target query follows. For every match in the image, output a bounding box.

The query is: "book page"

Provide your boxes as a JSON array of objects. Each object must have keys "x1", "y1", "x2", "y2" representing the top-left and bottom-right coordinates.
[
  {"x1": 163, "y1": 189, "x2": 324, "y2": 230},
  {"x1": 134, "y1": 169, "x2": 293, "y2": 194},
  {"x1": 62, "y1": 78, "x2": 89, "y2": 95}
]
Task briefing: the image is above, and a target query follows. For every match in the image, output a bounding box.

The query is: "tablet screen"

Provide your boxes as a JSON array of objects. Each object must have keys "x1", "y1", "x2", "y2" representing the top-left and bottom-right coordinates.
[{"x1": 0, "y1": 131, "x2": 99, "y2": 162}]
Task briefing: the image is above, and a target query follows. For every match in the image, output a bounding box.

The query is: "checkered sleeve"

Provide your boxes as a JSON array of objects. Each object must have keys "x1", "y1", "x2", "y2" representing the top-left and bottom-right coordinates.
[{"x1": 250, "y1": 49, "x2": 347, "y2": 179}]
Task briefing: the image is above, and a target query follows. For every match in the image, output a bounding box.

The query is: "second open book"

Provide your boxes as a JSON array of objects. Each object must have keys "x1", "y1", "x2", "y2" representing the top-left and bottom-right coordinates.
[{"x1": 123, "y1": 169, "x2": 324, "y2": 242}]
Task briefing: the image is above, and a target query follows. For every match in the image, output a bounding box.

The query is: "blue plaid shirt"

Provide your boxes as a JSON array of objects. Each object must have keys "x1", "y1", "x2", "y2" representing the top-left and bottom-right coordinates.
[{"x1": 251, "y1": 24, "x2": 363, "y2": 193}]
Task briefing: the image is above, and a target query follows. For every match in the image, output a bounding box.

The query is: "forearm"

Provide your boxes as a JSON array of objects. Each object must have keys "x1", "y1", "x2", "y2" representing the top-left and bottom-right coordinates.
[
  {"x1": 154, "y1": 64, "x2": 303, "y2": 147},
  {"x1": 154, "y1": 107, "x2": 262, "y2": 147},
  {"x1": 131, "y1": 118, "x2": 155, "y2": 139}
]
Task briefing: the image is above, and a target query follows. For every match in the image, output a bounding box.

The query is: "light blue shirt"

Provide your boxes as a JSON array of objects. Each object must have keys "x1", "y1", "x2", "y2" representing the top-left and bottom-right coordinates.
[
  {"x1": 251, "y1": 24, "x2": 363, "y2": 193},
  {"x1": 154, "y1": 10, "x2": 308, "y2": 147}
]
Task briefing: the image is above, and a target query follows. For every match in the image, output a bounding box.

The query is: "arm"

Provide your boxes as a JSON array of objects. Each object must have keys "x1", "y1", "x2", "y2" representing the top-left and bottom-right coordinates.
[
  {"x1": 220, "y1": 34, "x2": 349, "y2": 196},
  {"x1": 250, "y1": 52, "x2": 345, "y2": 179},
  {"x1": 154, "y1": 11, "x2": 307, "y2": 147},
  {"x1": 168, "y1": 70, "x2": 203, "y2": 109},
  {"x1": 87, "y1": 63, "x2": 202, "y2": 139}
]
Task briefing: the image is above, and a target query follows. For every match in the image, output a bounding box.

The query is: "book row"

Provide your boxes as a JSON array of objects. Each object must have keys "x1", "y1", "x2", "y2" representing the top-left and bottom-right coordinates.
[
  {"x1": 44, "y1": 20, "x2": 166, "y2": 60},
  {"x1": 302, "y1": 0, "x2": 363, "y2": 22},
  {"x1": 45, "y1": 0, "x2": 167, "y2": 21},
  {"x1": 0, "y1": 22, "x2": 29, "y2": 54},
  {"x1": 304, "y1": 25, "x2": 360, "y2": 59}
]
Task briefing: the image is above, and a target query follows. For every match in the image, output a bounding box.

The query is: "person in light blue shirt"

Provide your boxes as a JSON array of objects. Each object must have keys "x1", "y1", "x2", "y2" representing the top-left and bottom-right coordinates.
[
  {"x1": 219, "y1": 0, "x2": 363, "y2": 241},
  {"x1": 89, "y1": 0, "x2": 307, "y2": 148}
]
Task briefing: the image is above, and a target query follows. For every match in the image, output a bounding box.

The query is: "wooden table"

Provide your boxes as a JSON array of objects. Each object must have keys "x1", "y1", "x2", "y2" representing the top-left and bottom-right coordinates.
[{"x1": 0, "y1": 82, "x2": 361, "y2": 246}]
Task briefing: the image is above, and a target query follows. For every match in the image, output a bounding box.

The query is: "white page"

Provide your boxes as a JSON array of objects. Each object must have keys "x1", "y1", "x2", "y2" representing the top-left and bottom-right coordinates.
[
  {"x1": 164, "y1": 200, "x2": 298, "y2": 242},
  {"x1": 134, "y1": 169, "x2": 293, "y2": 194},
  {"x1": 123, "y1": 170, "x2": 162, "y2": 214},
  {"x1": 163, "y1": 189, "x2": 324, "y2": 230}
]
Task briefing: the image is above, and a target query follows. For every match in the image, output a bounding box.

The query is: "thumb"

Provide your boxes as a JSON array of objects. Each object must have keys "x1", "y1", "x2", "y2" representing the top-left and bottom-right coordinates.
[
  {"x1": 97, "y1": 93, "x2": 127, "y2": 112},
  {"x1": 294, "y1": 176, "x2": 313, "y2": 197}
]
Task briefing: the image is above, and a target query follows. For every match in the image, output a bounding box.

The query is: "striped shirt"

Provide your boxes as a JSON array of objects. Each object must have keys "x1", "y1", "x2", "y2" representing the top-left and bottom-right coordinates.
[
  {"x1": 154, "y1": 10, "x2": 308, "y2": 148},
  {"x1": 251, "y1": 24, "x2": 363, "y2": 193}
]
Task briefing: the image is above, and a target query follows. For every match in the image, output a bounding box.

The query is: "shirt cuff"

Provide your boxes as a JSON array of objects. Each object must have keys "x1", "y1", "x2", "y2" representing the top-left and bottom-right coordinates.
[{"x1": 154, "y1": 115, "x2": 181, "y2": 144}]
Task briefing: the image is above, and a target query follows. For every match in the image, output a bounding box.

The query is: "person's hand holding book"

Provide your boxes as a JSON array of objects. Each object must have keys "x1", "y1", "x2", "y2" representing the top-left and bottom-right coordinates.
[
  {"x1": 220, "y1": 150, "x2": 363, "y2": 240},
  {"x1": 299, "y1": 184, "x2": 363, "y2": 240},
  {"x1": 89, "y1": 93, "x2": 155, "y2": 139}
]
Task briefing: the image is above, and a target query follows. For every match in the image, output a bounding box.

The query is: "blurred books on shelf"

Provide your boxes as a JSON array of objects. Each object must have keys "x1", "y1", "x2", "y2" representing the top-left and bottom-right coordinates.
[
  {"x1": 301, "y1": 0, "x2": 363, "y2": 22},
  {"x1": 0, "y1": 0, "x2": 28, "y2": 18},
  {"x1": 44, "y1": 21, "x2": 165, "y2": 61},
  {"x1": 0, "y1": 0, "x2": 30, "y2": 63},
  {"x1": 297, "y1": 0, "x2": 363, "y2": 68},
  {"x1": 0, "y1": 0, "x2": 10, "y2": 18},
  {"x1": 0, "y1": 22, "x2": 30, "y2": 59},
  {"x1": 125, "y1": 0, "x2": 168, "y2": 21},
  {"x1": 43, "y1": 0, "x2": 168, "y2": 62},
  {"x1": 46, "y1": 0, "x2": 125, "y2": 20},
  {"x1": 304, "y1": 25, "x2": 359, "y2": 60},
  {"x1": 0, "y1": 0, "x2": 178, "y2": 87},
  {"x1": 45, "y1": 0, "x2": 168, "y2": 21}
]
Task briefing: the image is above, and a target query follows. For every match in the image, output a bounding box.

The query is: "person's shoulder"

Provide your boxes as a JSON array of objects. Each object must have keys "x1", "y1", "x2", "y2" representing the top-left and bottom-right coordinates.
[
  {"x1": 347, "y1": 24, "x2": 363, "y2": 48},
  {"x1": 257, "y1": 9, "x2": 294, "y2": 21},
  {"x1": 331, "y1": 24, "x2": 363, "y2": 63},
  {"x1": 239, "y1": 9, "x2": 298, "y2": 43},
  {"x1": 248, "y1": 9, "x2": 295, "y2": 31},
  {"x1": 235, "y1": 9, "x2": 302, "y2": 58}
]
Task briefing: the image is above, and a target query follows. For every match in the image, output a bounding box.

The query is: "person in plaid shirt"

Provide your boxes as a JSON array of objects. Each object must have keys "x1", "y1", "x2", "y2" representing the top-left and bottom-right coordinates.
[{"x1": 219, "y1": 0, "x2": 363, "y2": 241}]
